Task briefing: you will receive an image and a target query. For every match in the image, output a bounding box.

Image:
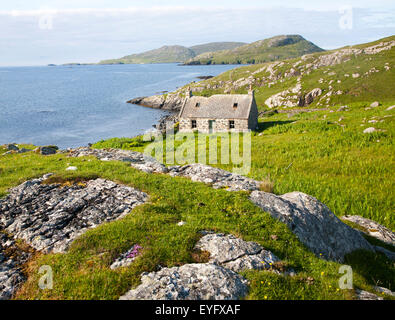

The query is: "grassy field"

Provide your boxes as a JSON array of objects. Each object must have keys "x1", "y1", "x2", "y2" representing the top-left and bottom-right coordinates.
[
  {"x1": 183, "y1": 35, "x2": 395, "y2": 110},
  {"x1": 0, "y1": 139, "x2": 394, "y2": 300},
  {"x1": 94, "y1": 101, "x2": 395, "y2": 230}
]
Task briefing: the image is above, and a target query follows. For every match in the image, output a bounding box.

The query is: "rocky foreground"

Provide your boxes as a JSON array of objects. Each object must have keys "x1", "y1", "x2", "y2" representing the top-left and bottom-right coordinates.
[
  {"x1": 0, "y1": 176, "x2": 148, "y2": 299},
  {"x1": 1, "y1": 146, "x2": 394, "y2": 300}
]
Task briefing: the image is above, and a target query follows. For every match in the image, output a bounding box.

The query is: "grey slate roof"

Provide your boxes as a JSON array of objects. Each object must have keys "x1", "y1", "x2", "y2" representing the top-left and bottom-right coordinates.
[{"x1": 179, "y1": 94, "x2": 254, "y2": 119}]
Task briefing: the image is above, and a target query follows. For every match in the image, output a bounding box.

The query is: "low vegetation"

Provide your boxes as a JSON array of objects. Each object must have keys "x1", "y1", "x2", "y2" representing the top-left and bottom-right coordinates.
[{"x1": 1, "y1": 139, "x2": 394, "y2": 300}]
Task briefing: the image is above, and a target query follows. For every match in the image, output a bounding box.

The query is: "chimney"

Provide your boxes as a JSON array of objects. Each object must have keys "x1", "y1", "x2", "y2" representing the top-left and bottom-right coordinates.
[{"x1": 248, "y1": 84, "x2": 254, "y2": 97}]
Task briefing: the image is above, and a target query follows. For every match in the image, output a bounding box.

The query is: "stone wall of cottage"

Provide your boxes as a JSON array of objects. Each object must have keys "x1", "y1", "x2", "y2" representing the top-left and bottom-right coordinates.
[{"x1": 180, "y1": 118, "x2": 250, "y2": 133}]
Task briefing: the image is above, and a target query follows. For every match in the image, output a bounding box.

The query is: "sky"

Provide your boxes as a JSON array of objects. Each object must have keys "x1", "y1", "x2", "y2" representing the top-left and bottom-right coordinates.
[{"x1": 0, "y1": 0, "x2": 394, "y2": 66}]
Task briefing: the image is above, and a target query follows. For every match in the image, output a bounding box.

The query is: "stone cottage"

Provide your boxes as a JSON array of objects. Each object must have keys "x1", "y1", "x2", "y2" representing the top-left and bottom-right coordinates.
[{"x1": 178, "y1": 87, "x2": 258, "y2": 133}]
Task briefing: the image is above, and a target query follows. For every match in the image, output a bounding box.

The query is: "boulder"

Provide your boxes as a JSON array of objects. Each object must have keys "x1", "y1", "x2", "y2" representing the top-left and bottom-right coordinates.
[
  {"x1": 0, "y1": 176, "x2": 148, "y2": 253},
  {"x1": 195, "y1": 232, "x2": 280, "y2": 272},
  {"x1": 127, "y1": 95, "x2": 165, "y2": 109},
  {"x1": 363, "y1": 127, "x2": 377, "y2": 134},
  {"x1": 341, "y1": 215, "x2": 395, "y2": 246},
  {"x1": 34, "y1": 146, "x2": 58, "y2": 155},
  {"x1": 110, "y1": 244, "x2": 143, "y2": 270},
  {"x1": 370, "y1": 101, "x2": 380, "y2": 108},
  {"x1": 169, "y1": 163, "x2": 261, "y2": 191},
  {"x1": 250, "y1": 191, "x2": 374, "y2": 262},
  {"x1": 304, "y1": 88, "x2": 322, "y2": 105},
  {"x1": 0, "y1": 233, "x2": 29, "y2": 300},
  {"x1": 5, "y1": 144, "x2": 19, "y2": 151},
  {"x1": 355, "y1": 289, "x2": 383, "y2": 300},
  {"x1": 119, "y1": 263, "x2": 248, "y2": 300},
  {"x1": 386, "y1": 105, "x2": 395, "y2": 111}
]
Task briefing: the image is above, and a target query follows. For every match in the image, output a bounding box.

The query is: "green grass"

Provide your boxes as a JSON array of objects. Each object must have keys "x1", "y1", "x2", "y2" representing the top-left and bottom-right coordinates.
[
  {"x1": 187, "y1": 35, "x2": 323, "y2": 65},
  {"x1": 1, "y1": 137, "x2": 394, "y2": 300},
  {"x1": 93, "y1": 101, "x2": 395, "y2": 230},
  {"x1": 182, "y1": 35, "x2": 395, "y2": 111}
]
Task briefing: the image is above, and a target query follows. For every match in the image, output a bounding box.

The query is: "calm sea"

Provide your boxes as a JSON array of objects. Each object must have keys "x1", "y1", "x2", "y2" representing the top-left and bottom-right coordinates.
[{"x1": 0, "y1": 63, "x2": 237, "y2": 149}]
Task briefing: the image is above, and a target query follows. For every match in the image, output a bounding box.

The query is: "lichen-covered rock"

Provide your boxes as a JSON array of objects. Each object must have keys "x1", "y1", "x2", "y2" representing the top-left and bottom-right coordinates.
[
  {"x1": 0, "y1": 176, "x2": 148, "y2": 253},
  {"x1": 195, "y1": 233, "x2": 280, "y2": 272},
  {"x1": 69, "y1": 149, "x2": 261, "y2": 191},
  {"x1": 33, "y1": 146, "x2": 58, "y2": 155},
  {"x1": 69, "y1": 147, "x2": 168, "y2": 174},
  {"x1": 119, "y1": 263, "x2": 248, "y2": 300},
  {"x1": 373, "y1": 286, "x2": 394, "y2": 297},
  {"x1": 5, "y1": 144, "x2": 19, "y2": 151},
  {"x1": 0, "y1": 233, "x2": 31, "y2": 300},
  {"x1": 250, "y1": 191, "x2": 374, "y2": 262},
  {"x1": 169, "y1": 163, "x2": 261, "y2": 191},
  {"x1": 110, "y1": 244, "x2": 143, "y2": 270},
  {"x1": 341, "y1": 215, "x2": 395, "y2": 246},
  {"x1": 363, "y1": 127, "x2": 377, "y2": 134},
  {"x1": 304, "y1": 88, "x2": 322, "y2": 105},
  {"x1": 355, "y1": 289, "x2": 383, "y2": 300}
]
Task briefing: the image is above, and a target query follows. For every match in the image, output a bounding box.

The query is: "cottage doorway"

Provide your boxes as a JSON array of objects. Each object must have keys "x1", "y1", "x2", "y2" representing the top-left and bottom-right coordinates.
[{"x1": 208, "y1": 120, "x2": 216, "y2": 133}]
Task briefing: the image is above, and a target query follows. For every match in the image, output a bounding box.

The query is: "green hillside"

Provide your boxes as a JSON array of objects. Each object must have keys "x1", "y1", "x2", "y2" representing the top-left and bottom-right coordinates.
[
  {"x1": 185, "y1": 35, "x2": 324, "y2": 65},
  {"x1": 189, "y1": 42, "x2": 246, "y2": 56},
  {"x1": 99, "y1": 42, "x2": 246, "y2": 64},
  {"x1": 99, "y1": 45, "x2": 196, "y2": 64},
  {"x1": 184, "y1": 35, "x2": 395, "y2": 110}
]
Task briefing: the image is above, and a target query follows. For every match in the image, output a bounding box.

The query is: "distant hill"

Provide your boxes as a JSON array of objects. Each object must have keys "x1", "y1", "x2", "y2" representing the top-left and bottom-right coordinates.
[
  {"x1": 98, "y1": 42, "x2": 246, "y2": 65},
  {"x1": 189, "y1": 42, "x2": 246, "y2": 56},
  {"x1": 99, "y1": 45, "x2": 196, "y2": 64},
  {"x1": 184, "y1": 35, "x2": 324, "y2": 65}
]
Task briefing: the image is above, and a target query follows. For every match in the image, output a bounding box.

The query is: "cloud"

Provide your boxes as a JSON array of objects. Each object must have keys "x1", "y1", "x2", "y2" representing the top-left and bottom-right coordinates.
[{"x1": 0, "y1": 4, "x2": 394, "y2": 66}]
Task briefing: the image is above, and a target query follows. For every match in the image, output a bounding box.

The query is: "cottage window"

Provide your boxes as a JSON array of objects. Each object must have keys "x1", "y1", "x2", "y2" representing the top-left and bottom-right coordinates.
[
  {"x1": 233, "y1": 103, "x2": 238, "y2": 108},
  {"x1": 229, "y1": 120, "x2": 235, "y2": 129},
  {"x1": 191, "y1": 120, "x2": 197, "y2": 129}
]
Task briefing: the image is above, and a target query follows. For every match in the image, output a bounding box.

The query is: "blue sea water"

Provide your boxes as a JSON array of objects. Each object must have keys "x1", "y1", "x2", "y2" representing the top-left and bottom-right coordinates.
[{"x1": 0, "y1": 63, "x2": 237, "y2": 149}]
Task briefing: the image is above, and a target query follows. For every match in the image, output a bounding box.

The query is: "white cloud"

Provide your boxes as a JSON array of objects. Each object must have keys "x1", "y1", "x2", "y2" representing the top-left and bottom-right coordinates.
[{"x1": 0, "y1": 4, "x2": 394, "y2": 66}]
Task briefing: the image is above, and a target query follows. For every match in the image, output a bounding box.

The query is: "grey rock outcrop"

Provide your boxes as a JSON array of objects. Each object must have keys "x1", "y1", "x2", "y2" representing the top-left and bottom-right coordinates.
[
  {"x1": 195, "y1": 233, "x2": 280, "y2": 272},
  {"x1": 0, "y1": 176, "x2": 148, "y2": 299},
  {"x1": 304, "y1": 88, "x2": 322, "y2": 105},
  {"x1": 0, "y1": 176, "x2": 148, "y2": 253},
  {"x1": 110, "y1": 244, "x2": 143, "y2": 270},
  {"x1": 168, "y1": 164, "x2": 261, "y2": 191},
  {"x1": 5, "y1": 144, "x2": 19, "y2": 151},
  {"x1": 128, "y1": 93, "x2": 184, "y2": 112},
  {"x1": 363, "y1": 127, "x2": 377, "y2": 134},
  {"x1": 34, "y1": 146, "x2": 58, "y2": 155},
  {"x1": 341, "y1": 215, "x2": 395, "y2": 246},
  {"x1": 119, "y1": 263, "x2": 249, "y2": 300},
  {"x1": 0, "y1": 233, "x2": 31, "y2": 300},
  {"x1": 355, "y1": 289, "x2": 383, "y2": 300},
  {"x1": 250, "y1": 191, "x2": 374, "y2": 262},
  {"x1": 69, "y1": 148, "x2": 262, "y2": 192}
]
